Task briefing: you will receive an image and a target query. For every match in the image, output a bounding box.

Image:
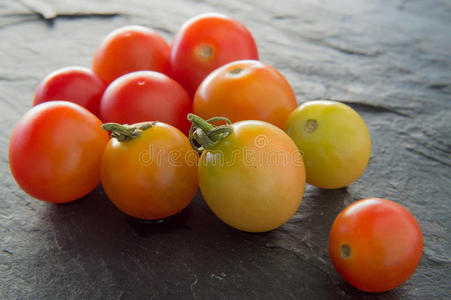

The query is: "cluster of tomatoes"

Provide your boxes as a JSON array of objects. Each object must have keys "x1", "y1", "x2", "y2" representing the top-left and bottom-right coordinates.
[{"x1": 8, "y1": 13, "x2": 422, "y2": 293}]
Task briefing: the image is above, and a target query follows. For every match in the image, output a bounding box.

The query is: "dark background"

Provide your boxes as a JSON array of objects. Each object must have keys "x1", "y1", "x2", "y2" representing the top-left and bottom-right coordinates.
[{"x1": 1, "y1": 0, "x2": 450, "y2": 299}]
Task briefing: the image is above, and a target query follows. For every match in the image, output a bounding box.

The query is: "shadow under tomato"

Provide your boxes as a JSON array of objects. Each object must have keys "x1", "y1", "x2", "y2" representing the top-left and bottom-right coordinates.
[{"x1": 124, "y1": 204, "x2": 193, "y2": 237}]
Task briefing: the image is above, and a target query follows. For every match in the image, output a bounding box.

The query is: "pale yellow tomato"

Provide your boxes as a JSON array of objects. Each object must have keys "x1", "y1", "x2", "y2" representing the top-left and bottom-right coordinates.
[{"x1": 285, "y1": 100, "x2": 371, "y2": 189}]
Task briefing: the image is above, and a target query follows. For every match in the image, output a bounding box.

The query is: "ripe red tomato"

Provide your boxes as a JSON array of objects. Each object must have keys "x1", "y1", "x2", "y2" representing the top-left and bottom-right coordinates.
[
  {"x1": 188, "y1": 114, "x2": 305, "y2": 232},
  {"x1": 100, "y1": 71, "x2": 192, "y2": 135},
  {"x1": 193, "y1": 60, "x2": 297, "y2": 129},
  {"x1": 33, "y1": 66, "x2": 106, "y2": 117},
  {"x1": 101, "y1": 122, "x2": 198, "y2": 220},
  {"x1": 9, "y1": 102, "x2": 109, "y2": 203},
  {"x1": 329, "y1": 198, "x2": 423, "y2": 293},
  {"x1": 170, "y1": 13, "x2": 259, "y2": 96},
  {"x1": 92, "y1": 25, "x2": 170, "y2": 84}
]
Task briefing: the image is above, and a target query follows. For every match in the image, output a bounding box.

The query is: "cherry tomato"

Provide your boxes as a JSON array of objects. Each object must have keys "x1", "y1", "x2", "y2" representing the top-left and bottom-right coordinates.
[
  {"x1": 284, "y1": 100, "x2": 371, "y2": 189},
  {"x1": 188, "y1": 114, "x2": 305, "y2": 232},
  {"x1": 93, "y1": 25, "x2": 170, "y2": 84},
  {"x1": 33, "y1": 66, "x2": 106, "y2": 117},
  {"x1": 329, "y1": 198, "x2": 423, "y2": 293},
  {"x1": 100, "y1": 122, "x2": 198, "y2": 220},
  {"x1": 100, "y1": 71, "x2": 192, "y2": 135},
  {"x1": 194, "y1": 60, "x2": 297, "y2": 129},
  {"x1": 170, "y1": 13, "x2": 259, "y2": 96},
  {"x1": 9, "y1": 102, "x2": 109, "y2": 203}
]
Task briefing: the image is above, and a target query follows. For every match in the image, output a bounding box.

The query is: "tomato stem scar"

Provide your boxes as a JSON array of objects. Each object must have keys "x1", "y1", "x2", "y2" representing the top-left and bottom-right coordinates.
[
  {"x1": 187, "y1": 114, "x2": 233, "y2": 152},
  {"x1": 229, "y1": 67, "x2": 244, "y2": 75},
  {"x1": 196, "y1": 44, "x2": 214, "y2": 60},
  {"x1": 304, "y1": 119, "x2": 318, "y2": 133},
  {"x1": 102, "y1": 122, "x2": 156, "y2": 142},
  {"x1": 340, "y1": 244, "x2": 351, "y2": 259}
]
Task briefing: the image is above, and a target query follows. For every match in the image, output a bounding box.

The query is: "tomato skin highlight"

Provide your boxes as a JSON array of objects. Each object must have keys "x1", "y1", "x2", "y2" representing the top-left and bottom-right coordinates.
[
  {"x1": 33, "y1": 66, "x2": 106, "y2": 117},
  {"x1": 328, "y1": 198, "x2": 423, "y2": 293},
  {"x1": 170, "y1": 13, "x2": 259, "y2": 96},
  {"x1": 93, "y1": 25, "x2": 170, "y2": 84},
  {"x1": 9, "y1": 102, "x2": 109, "y2": 203},
  {"x1": 284, "y1": 100, "x2": 371, "y2": 189},
  {"x1": 101, "y1": 122, "x2": 198, "y2": 220},
  {"x1": 194, "y1": 60, "x2": 297, "y2": 129},
  {"x1": 100, "y1": 71, "x2": 192, "y2": 135},
  {"x1": 197, "y1": 120, "x2": 305, "y2": 232}
]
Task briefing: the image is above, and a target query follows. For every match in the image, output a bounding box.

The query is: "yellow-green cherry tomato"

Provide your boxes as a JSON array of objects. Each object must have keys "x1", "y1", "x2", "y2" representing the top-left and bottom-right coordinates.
[
  {"x1": 284, "y1": 101, "x2": 371, "y2": 189},
  {"x1": 188, "y1": 114, "x2": 306, "y2": 232}
]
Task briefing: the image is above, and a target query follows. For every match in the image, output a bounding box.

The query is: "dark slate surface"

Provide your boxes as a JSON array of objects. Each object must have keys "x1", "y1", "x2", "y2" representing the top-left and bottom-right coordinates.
[{"x1": 1, "y1": 0, "x2": 450, "y2": 299}]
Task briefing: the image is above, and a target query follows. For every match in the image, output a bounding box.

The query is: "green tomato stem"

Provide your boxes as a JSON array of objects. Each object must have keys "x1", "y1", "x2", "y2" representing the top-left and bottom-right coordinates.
[
  {"x1": 102, "y1": 122, "x2": 156, "y2": 142},
  {"x1": 187, "y1": 114, "x2": 233, "y2": 152},
  {"x1": 187, "y1": 113, "x2": 215, "y2": 132}
]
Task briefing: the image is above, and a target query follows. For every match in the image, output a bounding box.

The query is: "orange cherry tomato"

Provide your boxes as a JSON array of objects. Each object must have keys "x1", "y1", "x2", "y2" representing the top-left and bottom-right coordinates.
[
  {"x1": 93, "y1": 25, "x2": 170, "y2": 84},
  {"x1": 193, "y1": 60, "x2": 297, "y2": 129},
  {"x1": 329, "y1": 198, "x2": 423, "y2": 293},
  {"x1": 101, "y1": 122, "x2": 198, "y2": 220},
  {"x1": 188, "y1": 114, "x2": 305, "y2": 232},
  {"x1": 9, "y1": 102, "x2": 109, "y2": 203},
  {"x1": 170, "y1": 13, "x2": 258, "y2": 96}
]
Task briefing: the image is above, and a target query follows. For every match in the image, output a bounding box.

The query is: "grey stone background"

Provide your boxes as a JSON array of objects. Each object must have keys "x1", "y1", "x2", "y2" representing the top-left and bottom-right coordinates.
[{"x1": 0, "y1": 0, "x2": 450, "y2": 299}]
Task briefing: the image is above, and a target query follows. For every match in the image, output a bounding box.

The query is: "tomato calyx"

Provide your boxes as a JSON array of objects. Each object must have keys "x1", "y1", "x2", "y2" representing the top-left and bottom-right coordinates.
[
  {"x1": 102, "y1": 122, "x2": 156, "y2": 142},
  {"x1": 187, "y1": 113, "x2": 233, "y2": 152}
]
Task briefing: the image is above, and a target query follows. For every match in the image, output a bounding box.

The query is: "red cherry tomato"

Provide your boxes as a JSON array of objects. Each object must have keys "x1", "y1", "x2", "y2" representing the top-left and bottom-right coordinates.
[
  {"x1": 170, "y1": 13, "x2": 259, "y2": 96},
  {"x1": 193, "y1": 60, "x2": 297, "y2": 129},
  {"x1": 100, "y1": 71, "x2": 192, "y2": 135},
  {"x1": 9, "y1": 102, "x2": 109, "y2": 203},
  {"x1": 33, "y1": 66, "x2": 106, "y2": 117},
  {"x1": 93, "y1": 25, "x2": 170, "y2": 84},
  {"x1": 329, "y1": 198, "x2": 423, "y2": 293},
  {"x1": 101, "y1": 122, "x2": 198, "y2": 220}
]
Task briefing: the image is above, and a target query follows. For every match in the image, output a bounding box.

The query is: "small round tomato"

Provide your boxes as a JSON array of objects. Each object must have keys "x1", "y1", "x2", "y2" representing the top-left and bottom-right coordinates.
[
  {"x1": 101, "y1": 122, "x2": 198, "y2": 220},
  {"x1": 329, "y1": 198, "x2": 423, "y2": 293},
  {"x1": 100, "y1": 71, "x2": 192, "y2": 135},
  {"x1": 194, "y1": 60, "x2": 297, "y2": 129},
  {"x1": 9, "y1": 101, "x2": 109, "y2": 203},
  {"x1": 93, "y1": 25, "x2": 170, "y2": 84},
  {"x1": 170, "y1": 13, "x2": 258, "y2": 96},
  {"x1": 33, "y1": 66, "x2": 106, "y2": 117},
  {"x1": 284, "y1": 100, "x2": 371, "y2": 189},
  {"x1": 188, "y1": 114, "x2": 305, "y2": 232}
]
